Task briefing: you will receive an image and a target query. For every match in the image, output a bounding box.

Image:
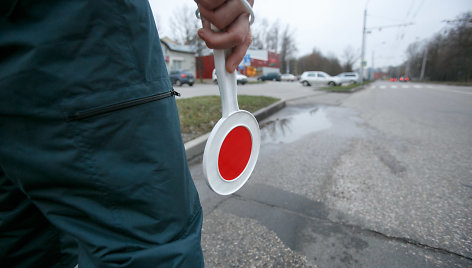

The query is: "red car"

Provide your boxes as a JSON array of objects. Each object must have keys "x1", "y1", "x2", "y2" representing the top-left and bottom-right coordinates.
[{"x1": 390, "y1": 76, "x2": 410, "y2": 82}]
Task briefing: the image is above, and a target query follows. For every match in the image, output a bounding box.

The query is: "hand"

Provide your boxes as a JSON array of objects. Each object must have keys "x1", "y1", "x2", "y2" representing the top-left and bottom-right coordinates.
[{"x1": 196, "y1": 0, "x2": 254, "y2": 73}]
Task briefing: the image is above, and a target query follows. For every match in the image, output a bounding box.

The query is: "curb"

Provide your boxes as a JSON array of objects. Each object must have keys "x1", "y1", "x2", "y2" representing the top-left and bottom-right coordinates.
[
  {"x1": 322, "y1": 85, "x2": 365, "y2": 93},
  {"x1": 184, "y1": 99, "x2": 286, "y2": 162}
]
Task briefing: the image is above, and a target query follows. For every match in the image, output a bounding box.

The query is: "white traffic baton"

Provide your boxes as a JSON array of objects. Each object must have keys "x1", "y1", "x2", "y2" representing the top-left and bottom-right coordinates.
[{"x1": 197, "y1": 1, "x2": 258, "y2": 195}]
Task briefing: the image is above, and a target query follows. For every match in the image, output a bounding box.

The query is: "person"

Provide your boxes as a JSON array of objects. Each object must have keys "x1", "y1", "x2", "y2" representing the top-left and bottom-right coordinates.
[{"x1": 0, "y1": 0, "x2": 253, "y2": 267}]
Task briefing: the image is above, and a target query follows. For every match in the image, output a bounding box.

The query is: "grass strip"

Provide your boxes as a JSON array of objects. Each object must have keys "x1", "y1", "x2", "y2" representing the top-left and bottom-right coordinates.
[
  {"x1": 176, "y1": 95, "x2": 279, "y2": 142},
  {"x1": 321, "y1": 81, "x2": 370, "y2": 92}
]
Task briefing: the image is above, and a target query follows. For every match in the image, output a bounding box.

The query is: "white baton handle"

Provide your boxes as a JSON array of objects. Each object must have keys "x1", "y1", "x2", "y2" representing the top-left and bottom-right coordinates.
[{"x1": 196, "y1": 0, "x2": 255, "y2": 118}]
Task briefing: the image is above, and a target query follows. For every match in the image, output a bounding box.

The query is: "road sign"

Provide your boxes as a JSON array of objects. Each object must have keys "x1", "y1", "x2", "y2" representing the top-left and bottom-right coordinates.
[{"x1": 244, "y1": 54, "x2": 251, "y2": 66}]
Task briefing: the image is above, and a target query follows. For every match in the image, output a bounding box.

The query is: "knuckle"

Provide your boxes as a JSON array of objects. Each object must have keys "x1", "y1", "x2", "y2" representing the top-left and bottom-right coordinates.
[
  {"x1": 205, "y1": 36, "x2": 221, "y2": 49},
  {"x1": 213, "y1": 20, "x2": 226, "y2": 30},
  {"x1": 205, "y1": 40, "x2": 216, "y2": 49},
  {"x1": 231, "y1": 32, "x2": 245, "y2": 45},
  {"x1": 245, "y1": 34, "x2": 253, "y2": 46},
  {"x1": 198, "y1": 0, "x2": 212, "y2": 9}
]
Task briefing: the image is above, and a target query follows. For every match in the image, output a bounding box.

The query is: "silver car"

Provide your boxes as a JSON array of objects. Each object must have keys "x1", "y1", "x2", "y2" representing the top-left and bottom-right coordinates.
[
  {"x1": 300, "y1": 71, "x2": 342, "y2": 86},
  {"x1": 336, "y1": 72, "x2": 359, "y2": 84}
]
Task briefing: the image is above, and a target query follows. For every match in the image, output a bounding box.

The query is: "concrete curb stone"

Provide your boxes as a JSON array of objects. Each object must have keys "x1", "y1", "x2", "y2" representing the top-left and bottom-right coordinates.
[{"x1": 184, "y1": 100, "x2": 286, "y2": 162}]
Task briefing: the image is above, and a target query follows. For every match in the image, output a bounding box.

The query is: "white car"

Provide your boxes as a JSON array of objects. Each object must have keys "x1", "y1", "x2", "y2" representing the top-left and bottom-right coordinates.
[
  {"x1": 212, "y1": 69, "x2": 248, "y2": 85},
  {"x1": 300, "y1": 71, "x2": 342, "y2": 86},
  {"x1": 336, "y1": 72, "x2": 359, "y2": 84},
  {"x1": 280, "y1": 73, "x2": 296, "y2": 82}
]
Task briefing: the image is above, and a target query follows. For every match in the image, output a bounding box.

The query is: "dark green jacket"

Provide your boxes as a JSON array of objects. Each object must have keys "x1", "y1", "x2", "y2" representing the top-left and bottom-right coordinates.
[{"x1": 0, "y1": 1, "x2": 203, "y2": 267}]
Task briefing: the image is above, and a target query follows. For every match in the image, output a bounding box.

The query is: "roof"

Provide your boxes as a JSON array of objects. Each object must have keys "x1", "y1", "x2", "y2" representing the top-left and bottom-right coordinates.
[{"x1": 160, "y1": 38, "x2": 196, "y2": 54}]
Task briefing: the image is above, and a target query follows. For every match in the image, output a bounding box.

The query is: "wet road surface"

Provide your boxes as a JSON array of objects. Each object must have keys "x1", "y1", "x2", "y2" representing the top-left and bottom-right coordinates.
[{"x1": 189, "y1": 81, "x2": 472, "y2": 267}]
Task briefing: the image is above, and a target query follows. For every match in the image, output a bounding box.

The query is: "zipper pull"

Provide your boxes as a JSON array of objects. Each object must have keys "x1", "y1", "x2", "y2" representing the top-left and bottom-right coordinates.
[{"x1": 172, "y1": 90, "x2": 181, "y2": 97}]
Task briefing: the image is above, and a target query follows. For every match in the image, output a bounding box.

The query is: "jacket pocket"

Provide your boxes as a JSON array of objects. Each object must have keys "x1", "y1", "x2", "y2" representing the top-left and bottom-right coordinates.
[{"x1": 67, "y1": 90, "x2": 180, "y2": 121}]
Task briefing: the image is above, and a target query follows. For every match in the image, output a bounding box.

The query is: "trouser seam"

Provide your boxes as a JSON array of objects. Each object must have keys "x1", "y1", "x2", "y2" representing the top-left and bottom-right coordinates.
[{"x1": 68, "y1": 121, "x2": 125, "y2": 231}]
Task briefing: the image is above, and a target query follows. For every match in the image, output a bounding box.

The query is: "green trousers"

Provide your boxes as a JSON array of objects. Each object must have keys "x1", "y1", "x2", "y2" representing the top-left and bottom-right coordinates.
[{"x1": 0, "y1": 1, "x2": 203, "y2": 267}]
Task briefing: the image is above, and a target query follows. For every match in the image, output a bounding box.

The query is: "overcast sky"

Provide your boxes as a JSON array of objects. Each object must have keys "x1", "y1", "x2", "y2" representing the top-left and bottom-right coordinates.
[{"x1": 149, "y1": 0, "x2": 471, "y2": 68}]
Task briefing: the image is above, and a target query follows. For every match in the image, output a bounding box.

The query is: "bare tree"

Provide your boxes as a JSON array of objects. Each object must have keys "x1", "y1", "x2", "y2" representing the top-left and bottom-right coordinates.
[
  {"x1": 342, "y1": 46, "x2": 358, "y2": 72},
  {"x1": 279, "y1": 25, "x2": 297, "y2": 73},
  {"x1": 403, "y1": 11, "x2": 472, "y2": 81},
  {"x1": 265, "y1": 21, "x2": 280, "y2": 53},
  {"x1": 296, "y1": 48, "x2": 342, "y2": 76},
  {"x1": 250, "y1": 18, "x2": 269, "y2": 50},
  {"x1": 169, "y1": 5, "x2": 206, "y2": 82},
  {"x1": 169, "y1": 5, "x2": 200, "y2": 45}
]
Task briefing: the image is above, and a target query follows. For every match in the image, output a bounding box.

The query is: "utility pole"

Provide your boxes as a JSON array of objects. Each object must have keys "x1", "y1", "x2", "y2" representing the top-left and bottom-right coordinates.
[
  {"x1": 372, "y1": 50, "x2": 374, "y2": 70},
  {"x1": 420, "y1": 47, "x2": 428, "y2": 80},
  {"x1": 360, "y1": 9, "x2": 367, "y2": 83}
]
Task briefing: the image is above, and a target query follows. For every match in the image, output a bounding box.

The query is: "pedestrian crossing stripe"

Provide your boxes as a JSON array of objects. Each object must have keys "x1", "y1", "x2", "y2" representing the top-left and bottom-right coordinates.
[{"x1": 367, "y1": 84, "x2": 472, "y2": 95}]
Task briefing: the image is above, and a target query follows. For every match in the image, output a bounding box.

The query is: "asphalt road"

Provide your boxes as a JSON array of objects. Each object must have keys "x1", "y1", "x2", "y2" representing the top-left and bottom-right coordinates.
[
  {"x1": 176, "y1": 80, "x2": 324, "y2": 101},
  {"x1": 187, "y1": 81, "x2": 472, "y2": 267}
]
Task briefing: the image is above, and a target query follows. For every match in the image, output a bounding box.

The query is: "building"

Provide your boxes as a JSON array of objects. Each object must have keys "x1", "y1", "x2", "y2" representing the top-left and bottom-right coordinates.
[
  {"x1": 196, "y1": 49, "x2": 280, "y2": 79},
  {"x1": 160, "y1": 37, "x2": 196, "y2": 77},
  {"x1": 246, "y1": 49, "x2": 280, "y2": 76}
]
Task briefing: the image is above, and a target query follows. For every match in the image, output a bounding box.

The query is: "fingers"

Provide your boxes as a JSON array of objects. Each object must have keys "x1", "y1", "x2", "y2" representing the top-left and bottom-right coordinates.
[
  {"x1": 197, "y1": 0, "x2": 254, "y2": 13},
  {"x1": 225, "y1": 30, "x2": 252, "y2": 72},
  {"x1": 196, "y1": 0, "x2": 254, "y2": 72},
  {"x1": 198, "y1": 0, "x2": 247, "y2": 30},
  {"x1": 198, "y1": 13, "x2": 250, "y2": 49},
  {"x1": 197, "y1": 0, "x2": 227, "y2": 10}
]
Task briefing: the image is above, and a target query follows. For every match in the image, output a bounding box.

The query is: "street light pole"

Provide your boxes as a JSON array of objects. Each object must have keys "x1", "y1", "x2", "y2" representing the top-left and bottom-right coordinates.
[
  {"x1": 420, "y1": 47, "x2": 428, "y2": 81},
  {"x1": 360, "y1": 8, "x2": 367, "y2": 83}
]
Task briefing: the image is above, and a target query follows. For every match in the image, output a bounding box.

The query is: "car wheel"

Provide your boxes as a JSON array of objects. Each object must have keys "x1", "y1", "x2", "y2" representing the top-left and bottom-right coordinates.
[
  {"x1": 175, "y1": 80, "x2": 182, "y2": 86},
  {"x1": 302, "y1": 81, "x2": 310, "y2": 86},
  {"x1": 328, "y1": 81, "x2": 335, "y2": 86},
  {"x1": 189, "y1": 83, "x2": 194, "y2": 87}
]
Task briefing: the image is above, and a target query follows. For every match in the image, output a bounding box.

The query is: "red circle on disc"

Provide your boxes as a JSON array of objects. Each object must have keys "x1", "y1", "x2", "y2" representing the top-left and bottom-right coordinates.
[{"x1": 218, "y1": 126, "x2": 252, "y2": 181}]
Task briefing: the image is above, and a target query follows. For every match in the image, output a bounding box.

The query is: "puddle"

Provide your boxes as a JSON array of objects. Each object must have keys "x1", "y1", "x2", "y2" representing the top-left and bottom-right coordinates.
[{"x1": 260, "y1": 107, "x2": 332, "y2": 144}]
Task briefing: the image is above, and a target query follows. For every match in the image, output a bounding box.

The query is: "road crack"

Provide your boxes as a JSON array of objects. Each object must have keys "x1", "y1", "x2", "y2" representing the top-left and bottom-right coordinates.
[{"x1": 232, "y1": 194, "x2": 472, "y2": 262}]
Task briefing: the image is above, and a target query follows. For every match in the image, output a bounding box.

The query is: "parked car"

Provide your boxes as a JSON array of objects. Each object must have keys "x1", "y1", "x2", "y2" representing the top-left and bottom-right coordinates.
[
  {"x1": 280, "y1": 73, "x2": 296, "y2": 82},
  {"x1": 258, "y1": 72, "x2": 281, "y2": 81},
  {"x1": 169, "y1": 70, "x2": 194, "y2": 86},
  {"x1": 336, "y1": 72, "x2": 359, "y2": 84},
  {"x1": 300, "y1": 71, "x2": 342, "y2": 86},
  {"x1": 212, "y1": 69, "x2": 248, "y2": 85}
]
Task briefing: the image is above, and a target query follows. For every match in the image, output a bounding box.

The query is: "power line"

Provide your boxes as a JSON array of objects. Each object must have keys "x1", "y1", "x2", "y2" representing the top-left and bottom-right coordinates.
[
  {"x1": 411, "y1": 0, "x2": 425, "y2": 21},
  {"x1": 405, "y1": 0, "x2": 416, "y2": 20},
  {"x1": 367, "y1": 22, "x2": 414, "y2": 31},
  {"x1": 366, "y1": 14, "x2": 405, "y2": 22}
]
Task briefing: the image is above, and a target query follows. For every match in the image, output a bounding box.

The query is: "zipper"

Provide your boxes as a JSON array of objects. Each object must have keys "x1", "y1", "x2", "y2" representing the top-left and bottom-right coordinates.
[{"x1": 67, "y1": 90, "x2": 180, "y2": 121}]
